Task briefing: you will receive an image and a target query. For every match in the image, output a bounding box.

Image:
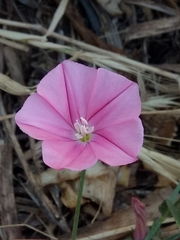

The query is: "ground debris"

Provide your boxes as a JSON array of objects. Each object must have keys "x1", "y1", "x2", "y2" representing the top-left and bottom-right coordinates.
[{"x1": 0, "y1": 0, "x2": 180, "y2": 239}]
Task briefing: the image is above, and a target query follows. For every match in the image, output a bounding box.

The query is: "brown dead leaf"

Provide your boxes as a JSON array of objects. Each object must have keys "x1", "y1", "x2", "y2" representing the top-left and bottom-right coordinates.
[
  {"x1": 155, "y1": 174, "x2": 175, "y2": 187},
  {"x1": 143, "y1": 114, "x2": 177, "y2": 145},
  {"x1": 60, "y1": 182, "x2": 88, "y2": 208},
  {"x1": 40, "y1": 162, "x2": 118, "y2": 216},
  {"x1": 40, "y1": 168, "x2": 80, "y2": 186},
  {"x1": 60, "y1": 187, "x2": 175, "y2": 240},
  {"x1": 82, "y1": 203, "x2": 104, "y2": 221},
  {"x1": 161, "y1": 223, "x2": 180, "y2": 238},
  {"x1": 117, "y1": 165, "x2": 131, "y2": 188},
  {"x1": 74, "y1": 166, "x2": 117, "y2": 216}
]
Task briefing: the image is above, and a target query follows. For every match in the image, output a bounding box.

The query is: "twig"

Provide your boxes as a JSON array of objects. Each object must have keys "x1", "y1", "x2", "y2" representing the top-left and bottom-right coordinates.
[{"x1": 0, "y1": 223, "x2": 57, "y2": 239}]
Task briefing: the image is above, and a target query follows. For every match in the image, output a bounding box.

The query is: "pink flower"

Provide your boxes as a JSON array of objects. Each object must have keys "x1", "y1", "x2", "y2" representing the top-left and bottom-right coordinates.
[
  {"x1": 15, "y1": 60, "x2": 143, "y2": 171},
  {"x1": 132, "y1": 197, "x2": 147, "y2": 240}
]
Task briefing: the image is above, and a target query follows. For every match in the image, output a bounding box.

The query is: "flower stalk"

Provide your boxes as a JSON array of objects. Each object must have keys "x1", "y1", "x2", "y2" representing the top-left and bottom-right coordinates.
[{"x1": 71, "y1": 170, "x2": 86, "y2": 240}]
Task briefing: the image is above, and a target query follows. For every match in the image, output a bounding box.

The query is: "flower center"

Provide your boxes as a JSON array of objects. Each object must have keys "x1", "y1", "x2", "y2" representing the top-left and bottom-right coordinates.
[{"x1": 74, "y1": 117, "x2": 94, "y2": 142}]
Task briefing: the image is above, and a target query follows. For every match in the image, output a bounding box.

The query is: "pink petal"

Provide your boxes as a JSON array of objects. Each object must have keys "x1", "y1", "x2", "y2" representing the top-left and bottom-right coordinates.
[
  {"x1": 95, "y1": 118, "x2": 143, "y2": 159},
  {"x1": 88, "y1": 73, "x2": 141, "y2": 130},
  {"x1": 65, "y1": 144, "x2": 97, "y2": 170},
  {"x1": 50, "y1": 60, "x2": 97, "y2": 123},
  {"x1": 37, "y1": 63, "x2": 72, "y2": 125},
  {"x1": 15, "y1": 93, "x2": 73, "y2": 140},
  {"x1": 42, "y1": 140, "x2": 97, "y2": 170},
  {"x1": 90, "y1": 119, "x2": 143, "y2": 166}
]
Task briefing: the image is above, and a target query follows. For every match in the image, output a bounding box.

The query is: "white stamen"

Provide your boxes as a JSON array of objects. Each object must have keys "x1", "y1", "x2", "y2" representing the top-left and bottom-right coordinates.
[
  {"x1": 80, "y1": 125, "x2": 86, "y2": 135},
  {"x1": 74, "y1": 117, "x2": 94, "y2": 141},
  {"x1": 74, "y1": 121, "x2": 81, "y2": 132},
  {"x1": 87, "y1": 126, "x2": 94, "y2": 134},
  {"x1": 75, "y1": 133, "x2": 84, "y2": 140},
  {"x1": 80, "y1": 117, "x2": 88, "y2": 126}
]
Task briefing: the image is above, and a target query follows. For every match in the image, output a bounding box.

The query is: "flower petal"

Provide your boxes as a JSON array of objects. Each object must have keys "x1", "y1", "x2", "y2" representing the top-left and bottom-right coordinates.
[
  {"x1": 90, "y1": 118, "x2": 143, "y2": 166},
  {"x1": 42, "y1": 140, "x2": 97, "y2": 170},
  {"x1": 15, "y1": 93, "x2": 73, "y2": 140},
  {"x1": 65, "y1": 144, "x2": 97, "y2": 170},
  {"x1": 87, "y1": 68, "x2": 141, "y2": 129},
  {"x1": 60, "y1": 60, "x2": 97, "y2": 122},
  {"x1": 95, "y1": 118, "x2": 143, "y2": 160},
  {"x1": 37, "y1": 63, "x2": 72, "y2": 125}
]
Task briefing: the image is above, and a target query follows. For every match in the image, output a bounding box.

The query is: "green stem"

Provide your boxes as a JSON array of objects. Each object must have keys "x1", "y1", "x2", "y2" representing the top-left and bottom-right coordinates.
[{"x1": 71, "y1": 170, "x2": 86, "y2": 240}]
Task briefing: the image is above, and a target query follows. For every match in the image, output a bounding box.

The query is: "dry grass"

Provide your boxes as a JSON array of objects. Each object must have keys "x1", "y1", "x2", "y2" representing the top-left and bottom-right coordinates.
[{"x1": 0, "y1": 0, "x2": 180, "y2": 239}]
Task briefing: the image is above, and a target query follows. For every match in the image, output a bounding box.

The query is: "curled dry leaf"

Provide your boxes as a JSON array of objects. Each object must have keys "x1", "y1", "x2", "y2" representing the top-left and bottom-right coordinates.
[
  {"x1": 40, "y1": 161, "x2": 108, "y2": 186},
  {"x1": 95, "y1": 0, "x2": 123, "y2": 15},
  {"x1": 60, "y1": 182, "x2": 88, "y2": 208},
  {"x1": 117, "y1": 165, "x2": 131, "y2": 188},
  {"x1": 40, "y1": 168, "x2": 80, "y2": 186},
  {"x1": 40, "y1": 162, "x2": 124, "y2": 216},
  {"x1": 73, "y1": 166, "x2": 117, "y2": 216}
]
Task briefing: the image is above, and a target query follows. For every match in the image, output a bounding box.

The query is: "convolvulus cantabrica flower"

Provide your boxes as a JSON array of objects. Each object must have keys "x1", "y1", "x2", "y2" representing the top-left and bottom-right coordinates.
[{"x1": 15, "y1": 60, "x2": 143, "y2": 170}]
